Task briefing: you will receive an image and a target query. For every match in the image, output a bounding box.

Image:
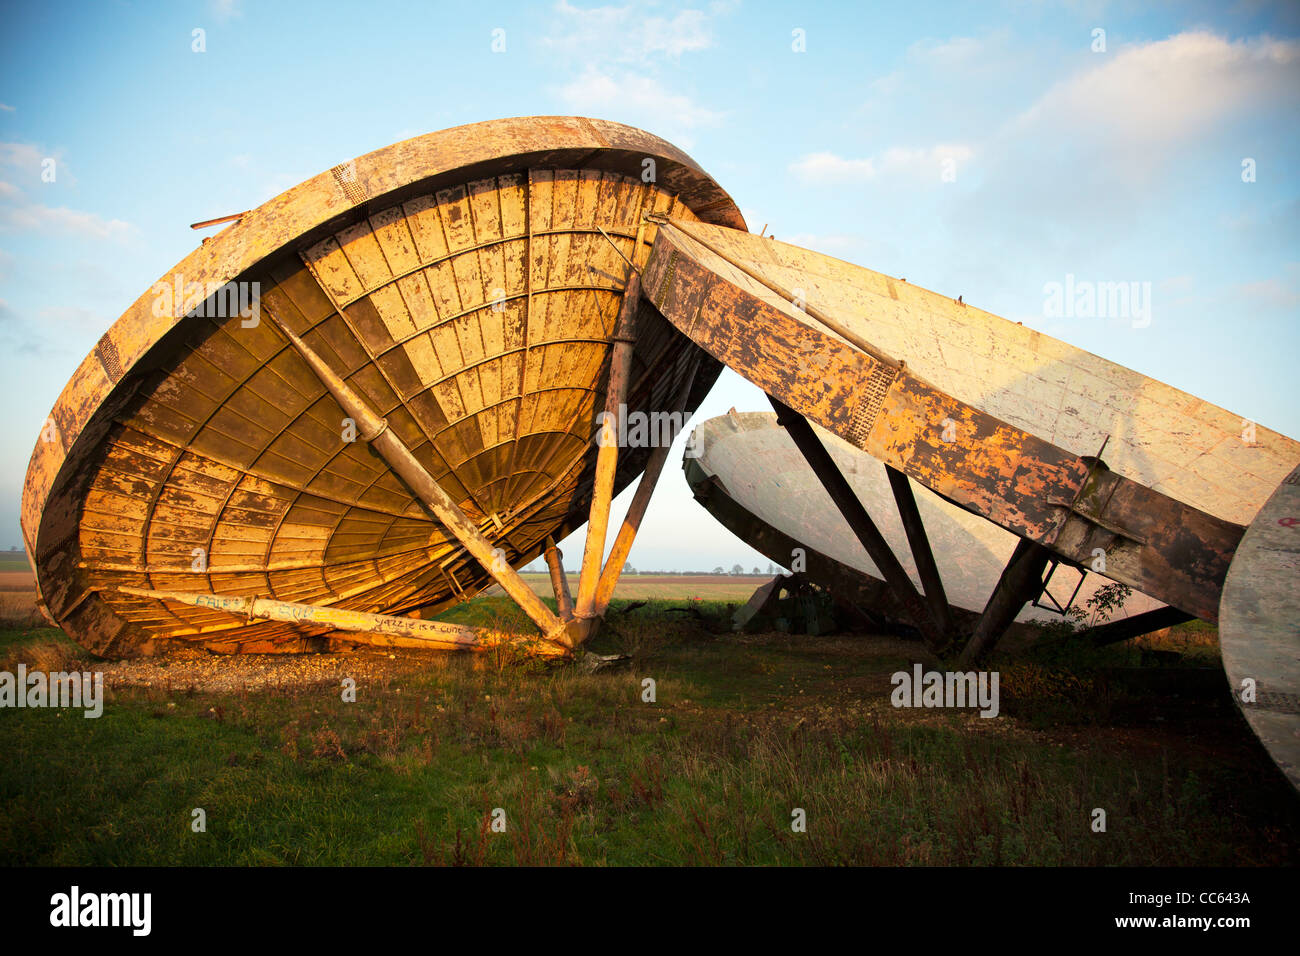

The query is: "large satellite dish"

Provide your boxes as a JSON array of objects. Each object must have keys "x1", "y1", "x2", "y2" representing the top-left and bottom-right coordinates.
[
  {"x1": 686, "y1": 410, "x2": 1165, "y2": 633},
  {"x1": 645, "y1": 219, "x2": 1298, "y2": 660},
  {"x1": 22, "y1": 117, "x2": 744, "y2": 657},
  {"x1": 1219, "y1": 465, "x2": 1300, "y2": 790}
]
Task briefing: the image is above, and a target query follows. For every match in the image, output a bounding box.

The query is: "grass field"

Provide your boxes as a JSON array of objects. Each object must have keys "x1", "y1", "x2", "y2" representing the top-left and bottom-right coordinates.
[{"x1": 1, "y1": 582, "x2": 1296, "y2": 866}]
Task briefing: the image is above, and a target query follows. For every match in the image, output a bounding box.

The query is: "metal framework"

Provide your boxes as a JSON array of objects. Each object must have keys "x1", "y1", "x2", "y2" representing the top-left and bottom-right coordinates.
[
  {"x1": 770, "y1": 398, "x2": 1102, "y2": 660},
  {"x1": 769, "y1": 395, "x2": 943, "y2": 650}
]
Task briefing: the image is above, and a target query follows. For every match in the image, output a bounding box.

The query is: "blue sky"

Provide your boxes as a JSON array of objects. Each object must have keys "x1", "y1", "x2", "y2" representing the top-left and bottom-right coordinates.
[{"x1": 1, "y1": 0, "x2": 1296, "y2": 572}]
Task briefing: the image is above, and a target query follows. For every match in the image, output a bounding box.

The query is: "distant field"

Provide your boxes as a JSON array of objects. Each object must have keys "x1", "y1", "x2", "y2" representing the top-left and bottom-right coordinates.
[
  {"x1": 507, "y1": 572, "x2": 765, "y2": 603},
  {"x1": 0, "y1": 571, "x2": 34, "y2": 591},
  {"x1": 0, "y1": 552, "x2": 39, "y2": 628}
]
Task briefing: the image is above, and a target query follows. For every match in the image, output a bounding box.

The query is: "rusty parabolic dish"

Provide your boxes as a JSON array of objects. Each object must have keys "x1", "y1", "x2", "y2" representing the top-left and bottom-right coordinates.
[
  {"x1": 22, "y1": 116, "x2": 745, "y2": 657},
  {"x1": 685, "y1": 411, "x2": 1164, "y2": 628},
  {"x1": 1218, "y1": 465, "x2": 1300, "y2": 791},
  {"x1": 644, "y1": 219, "x2": 1300, "y2": 622}
]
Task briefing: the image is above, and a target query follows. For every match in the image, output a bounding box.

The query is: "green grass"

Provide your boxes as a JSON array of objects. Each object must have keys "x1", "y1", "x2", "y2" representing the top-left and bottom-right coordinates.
[{"x1": 1, "y1": 607, "x2": 1296, "y2": 866}]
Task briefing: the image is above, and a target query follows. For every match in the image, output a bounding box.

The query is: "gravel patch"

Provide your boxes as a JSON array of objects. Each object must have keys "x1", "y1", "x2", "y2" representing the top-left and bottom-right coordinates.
[{"x1": 97, "y1": 646, "x2": 439, "y2": 694}]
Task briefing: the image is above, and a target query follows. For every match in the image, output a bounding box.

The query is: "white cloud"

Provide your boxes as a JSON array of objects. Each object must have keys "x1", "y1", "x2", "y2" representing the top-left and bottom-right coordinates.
[
  {"x1": 0, "y1": 143, "x2": 46, "y2": 174},
  {"x1": 557, "y1": 67, "x2": 723, "y2": 143},
  {"x1": 0, "y1": 141, "x2": 75, "y2": 186},
  {"x1": 857, "y1": 29, "x2": 1025, "y2": 131},
  {"x1": 544, "y1": 1, "x2": 718, "y2": 64},
  {"x1": 1009, "y1": 32, "x2": 1299, "y2": 173},
  {"x1": 867, "y1": 71, "x2": 901, "y2": 97},
  {"x1": 543, "y1": 2, "x2": 733, "y2": 144},
  {"x1": 1236, "y1": 270, "x2": 1300, "y2": 310},
  {"x1": 0, "y1": 104, "x2": 14, "y2": 113},
  {"x1": 1157, "y1": 274, "x2": 1196, "y2": 295},
  {"x1": 907, "y1": 34, "x2": 989, "y2": 68},
  {"x1": 0, "y1": 203, "x2": 132, "y2": 239},
  {"x1": 789, "y1": 152, "x2": 875, "y2": 182},
  {"x1": 879, "y1": 144, "x2": 974, "y2": 174},
  {"x1": 210, "y1": 0, "x2": 241, "y2": 22},
  {"x1": 932, "y1": 30, "x2": 1300, "y2": 260},
  {"x1": 790, "y1": 144, "x2": 974, "y2": 183},
  {"x1": 0, "y1": 142, "x2": 130, "y2": 238}
]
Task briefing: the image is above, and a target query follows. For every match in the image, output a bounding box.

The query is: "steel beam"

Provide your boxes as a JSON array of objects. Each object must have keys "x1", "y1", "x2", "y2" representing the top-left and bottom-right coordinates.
[
  {"x1": 573, "y1": 270, "x2": 641, "y2": 634},
  {"x1": 959, "y1": 536, "x2": 1053, "y2": 664},
  {"x1": 885, "y1": 464, "x2": 957, "y2": 640},
  {"x1": 544, "y1": 535, "x2": 574, "y2": 620},
  {"x1": 1083, "y1": 606, "x2": 1196, "y2": 648},
  {"x1": 769, "y1": 395, "x2": 942, "y2": 651},
  {"x1": 592, "y1": 362, "x2": 698, "y2": 617},
  {"x1": 190, "y1": 211, "x2": 249, "y2": 230},
  {"x1": 269, "y1": 317, "x2": 574, "y2": 651},
  {"x1": 116, "y1": 585, "x2": 569, "y2": 657}
]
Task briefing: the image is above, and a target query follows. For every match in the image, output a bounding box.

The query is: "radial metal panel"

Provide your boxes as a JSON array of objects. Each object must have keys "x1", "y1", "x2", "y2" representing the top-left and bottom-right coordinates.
[
  {"x1": 1218, "y1": 465, "x2": 1300, "y2": 791},
  {"x1": 22, "y1": 117, "x2": 744, "y2": 657},
  {"x1": 646, "y1": 219, "x2": 1300, "y2": 621},
  {"x1": 686, "y1": 411, "x2": 1164, "y2": 626}
]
